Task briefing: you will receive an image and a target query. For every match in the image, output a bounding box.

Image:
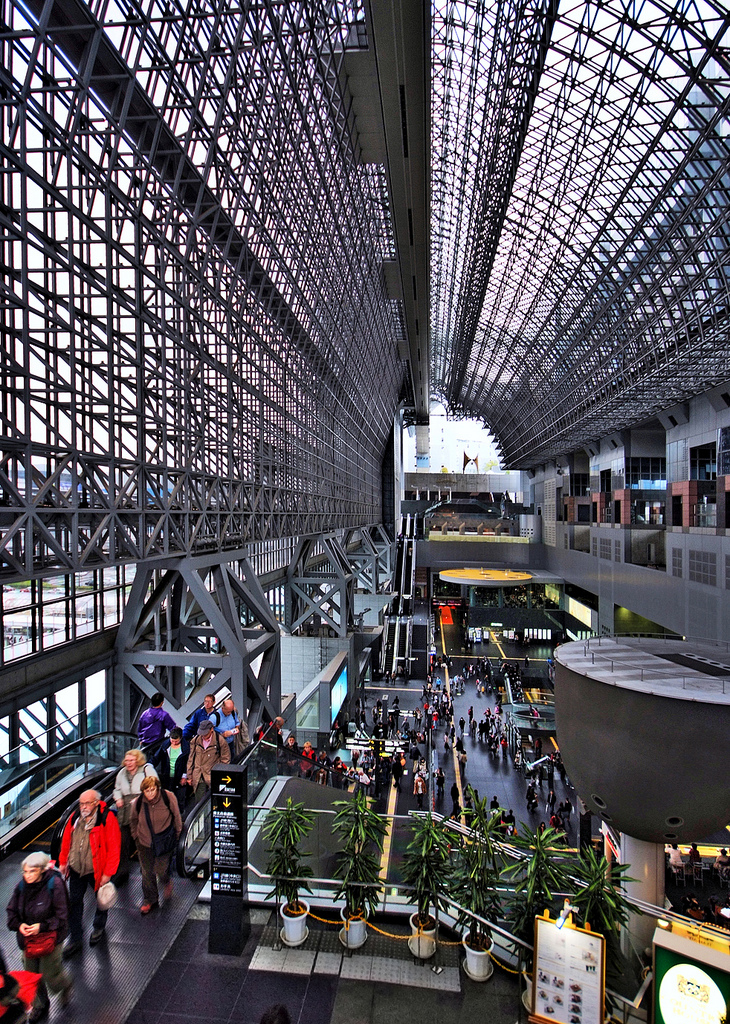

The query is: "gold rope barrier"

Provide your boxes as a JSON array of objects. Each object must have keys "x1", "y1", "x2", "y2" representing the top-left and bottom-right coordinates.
[{"x1": 284, "y1": 909, "x2": 524, "y2": 965}]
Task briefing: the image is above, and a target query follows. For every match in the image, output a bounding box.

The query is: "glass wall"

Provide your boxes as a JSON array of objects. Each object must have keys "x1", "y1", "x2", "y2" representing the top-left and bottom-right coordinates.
[
  {"x1": 0, "y1": 566, "x2": 136, "y2": 667},
  {"x1": 0, "y1": 664, "x2": 109, "y2": 771}
]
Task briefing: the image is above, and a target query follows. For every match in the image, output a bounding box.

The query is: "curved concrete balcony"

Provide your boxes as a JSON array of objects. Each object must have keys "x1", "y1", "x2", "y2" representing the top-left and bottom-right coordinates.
[{"x1": 554, "y1": 636, "x2": 730, "y2": 842}]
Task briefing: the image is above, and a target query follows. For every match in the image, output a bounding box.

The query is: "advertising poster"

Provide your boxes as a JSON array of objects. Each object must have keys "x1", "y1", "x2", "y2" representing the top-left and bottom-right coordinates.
[{"x1": 531, "y1": 914, "x2": 606, "y2": 1024}]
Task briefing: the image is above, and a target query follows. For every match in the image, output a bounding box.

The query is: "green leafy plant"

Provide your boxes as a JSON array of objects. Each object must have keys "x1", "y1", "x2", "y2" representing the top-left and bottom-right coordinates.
[
  {"x1": 453, "y1": 788, "x2": 503, "y2": 950},
  {"x1": 401, "y1": 812, "x2": 453, "y2": 926},
  {"x1": 332, "y1": 788, "x2": 389, "y2": 919},
  {"x1": 263, "y1": 797, "x2": 315, "y2": 913},
  {"x1": 571, "y1": 846, "x2": 638, "y2": 987},
  {"x1": 502, "y1": 823, "x2": 572, "y2": 968}
]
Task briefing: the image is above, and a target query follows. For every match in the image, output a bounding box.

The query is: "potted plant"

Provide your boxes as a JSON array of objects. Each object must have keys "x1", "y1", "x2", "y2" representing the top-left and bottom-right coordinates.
[
  {"x1": 331, "y1": 789, "x2": 389, "y2": 949},
  {"x1": 400, "y1": 812, "x2": 453, "y2": 959},
  {"x1": 502, "y1": 823, "x2": 572, "y2": 1007},
  {"x1": 263, "y1": 797, "x2": 315, "y2": 947},
  {"x1": 453, "y1": 788, "x2": 503, "y2": 981},
  {"x1": 571, "y1": 846, "x2": 638, "y2": 1005}
]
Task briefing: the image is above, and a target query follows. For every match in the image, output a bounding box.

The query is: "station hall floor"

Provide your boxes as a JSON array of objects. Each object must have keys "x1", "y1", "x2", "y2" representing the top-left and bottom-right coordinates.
[
  {"x1": 121, "y1": 629, "x2": 567, "y2": 1024},
  {"x1": 4, "y1": 625, "x2": 718, "y2": 1024}
]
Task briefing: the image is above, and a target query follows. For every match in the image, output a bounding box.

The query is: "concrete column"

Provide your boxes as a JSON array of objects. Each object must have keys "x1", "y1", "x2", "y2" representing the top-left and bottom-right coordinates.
[{"x1": 620, "y1": 833, "x2": 665, "y2": 957}]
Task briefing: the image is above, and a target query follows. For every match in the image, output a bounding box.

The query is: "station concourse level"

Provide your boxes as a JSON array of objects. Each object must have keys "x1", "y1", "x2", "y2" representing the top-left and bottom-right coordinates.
[{"x1": 1, "y1": 0, "x2": 730, "y2": 1019}]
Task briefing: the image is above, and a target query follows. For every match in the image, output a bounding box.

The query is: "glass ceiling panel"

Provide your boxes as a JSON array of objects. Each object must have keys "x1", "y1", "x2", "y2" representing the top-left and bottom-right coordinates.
[{"x1": 431, "y1": 0, "x2": 730, "y2": 467}]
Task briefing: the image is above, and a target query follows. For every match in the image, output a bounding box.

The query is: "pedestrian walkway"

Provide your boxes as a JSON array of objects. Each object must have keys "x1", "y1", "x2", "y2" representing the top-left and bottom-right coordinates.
[
  {"x1": 127, "y1": 908, "x2": 523, "y2": 1024},
  {"x1": 361, "y1": 647, "x2": 576, "y2": 845}
]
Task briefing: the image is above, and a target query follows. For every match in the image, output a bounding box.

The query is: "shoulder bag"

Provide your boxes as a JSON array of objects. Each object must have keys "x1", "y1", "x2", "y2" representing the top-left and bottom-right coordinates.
[{"x1": 139, "y1": 790, "x2": 177, "y2": 858}]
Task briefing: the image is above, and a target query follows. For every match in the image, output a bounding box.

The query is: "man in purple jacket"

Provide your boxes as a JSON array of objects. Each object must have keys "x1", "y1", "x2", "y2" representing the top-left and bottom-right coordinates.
[{"x1": 137, "y1": 694, "x2": 176, "y2": 749}]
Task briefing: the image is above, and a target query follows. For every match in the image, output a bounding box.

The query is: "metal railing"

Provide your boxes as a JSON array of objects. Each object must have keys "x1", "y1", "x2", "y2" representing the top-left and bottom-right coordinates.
[{"x1": 0, "y1": 730, "x2": 139, "y2": 855}]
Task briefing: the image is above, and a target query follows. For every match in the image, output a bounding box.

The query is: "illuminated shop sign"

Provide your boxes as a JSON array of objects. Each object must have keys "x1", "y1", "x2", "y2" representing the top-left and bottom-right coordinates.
[{"x1": 654, "y1": 928, "x2": 730, "y2": 1024}]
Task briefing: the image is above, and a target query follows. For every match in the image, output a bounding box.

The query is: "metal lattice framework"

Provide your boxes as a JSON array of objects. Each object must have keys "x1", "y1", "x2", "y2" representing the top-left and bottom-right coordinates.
[
  {"x1": 432, "y1": 0, "x2": 730, "y2": 467},
  {"x1": 114, "y1": 551, "x2": 280, "y2": 733},
  {"x1": 0, "y1": 0, "x2": 405, "y2": 581}
]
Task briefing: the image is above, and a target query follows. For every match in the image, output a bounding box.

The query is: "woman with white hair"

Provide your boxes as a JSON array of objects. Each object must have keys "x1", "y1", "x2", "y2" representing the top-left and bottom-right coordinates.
[
  {"x1": 113, "y1": 748, "x2": 157, "y2": 882},
  {"x1": 6, "y1": 851, "x2": 72, "y2": 1021}
]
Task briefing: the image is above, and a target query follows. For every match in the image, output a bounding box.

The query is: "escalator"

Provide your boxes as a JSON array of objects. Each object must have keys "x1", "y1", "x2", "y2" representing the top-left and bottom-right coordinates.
[
  {"x1": 176, "y1": 730, "x2": 348, "y2": 880},
  {"x1": 380, "y1": 615, "x2": 397, "y2": 675},
  {"x1": 395, "y1": 616, "x2": 408, "y2": 671},
  {"x1": 0, "y1": 730, "x2": 139, "y2": 859}
]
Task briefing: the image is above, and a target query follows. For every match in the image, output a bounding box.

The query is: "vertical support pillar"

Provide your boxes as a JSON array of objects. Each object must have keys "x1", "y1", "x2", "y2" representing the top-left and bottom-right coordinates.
[{"x1": 620, "y1": 833, "x2": 665, "y2": 957}]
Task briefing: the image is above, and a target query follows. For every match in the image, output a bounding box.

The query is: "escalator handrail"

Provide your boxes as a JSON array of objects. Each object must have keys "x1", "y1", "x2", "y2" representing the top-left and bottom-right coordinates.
[
  {"x1": 0, "y1": 730, "x2": 140, "y2": 800},
  {"x1": 175, "y1": 722, "x2": 280, "y2": 877}
]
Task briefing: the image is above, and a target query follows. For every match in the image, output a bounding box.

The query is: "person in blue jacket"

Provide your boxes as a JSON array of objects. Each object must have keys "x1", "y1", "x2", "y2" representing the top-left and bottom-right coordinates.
[
  {"x1": 182, "y1": 693, "x2": 215, "y2": 742},
  {"x1": 209, "y1": 698, "x2": 248, "y2": 756},
  {"x1": 137, "y1": 694, "x2": 176, "y2": 749}
]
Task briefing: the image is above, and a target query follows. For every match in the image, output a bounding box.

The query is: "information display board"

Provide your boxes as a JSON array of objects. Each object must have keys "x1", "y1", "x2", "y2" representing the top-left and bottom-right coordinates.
[
  {"x1": 531, "y1": 913, "x2": 606, "y2": 1024},
  {"x1": 209, "y1": 763, "x2": 249, "y2": 954}
]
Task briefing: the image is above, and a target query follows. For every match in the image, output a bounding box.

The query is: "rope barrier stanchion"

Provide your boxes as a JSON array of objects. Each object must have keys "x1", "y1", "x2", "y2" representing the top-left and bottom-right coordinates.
[{"x1": 489, "y1": 952, "x2": 521, "y2": 973}]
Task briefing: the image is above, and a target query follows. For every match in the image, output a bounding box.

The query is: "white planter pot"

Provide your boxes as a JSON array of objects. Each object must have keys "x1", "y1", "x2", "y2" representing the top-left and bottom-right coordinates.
[
  {"x1": 462, "y1": 936, "x2": 494, "y2": 982},
  {"x1": 339, "y1": 909, "x2": 368, "y2": 949},
  {"x1": 522, "y1": 979, "x2": 534, "y2": 1013},
  {"x1": 279, "y1": 899, "x2": 310, "y2": 947},
  {"x1": 408, "y1": 912, "x2": 437, "y2": 959}
]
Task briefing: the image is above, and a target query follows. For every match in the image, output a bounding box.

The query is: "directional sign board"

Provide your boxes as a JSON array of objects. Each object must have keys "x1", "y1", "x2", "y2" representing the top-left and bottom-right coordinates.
[
  {"x1": 211, "y1": 766, "x2": 245, "y2": 896},
  {"x1": 209, "y1": 762, "x2": 249, "y2": 954}
]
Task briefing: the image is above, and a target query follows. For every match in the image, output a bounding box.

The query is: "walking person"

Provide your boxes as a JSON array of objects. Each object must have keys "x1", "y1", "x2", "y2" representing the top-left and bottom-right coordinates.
[
  {"x1": 6, "y1": 852, "x2": 73, "y2": 1021},
  {"x1": 130, "y1": 776, "x2": 183, "y2": 914},
  {"x1": 392, "y1": 751, "x2": 405, "y2": 792},
  {"x1": 59, "y1": 789, "x2": 121, "y2": 956},
  {"x1": 113, "y1": 749, "x2": 158, "y2": 883},
  {"x1": 414, "y1": 772, "x2": 427, "y2": 810},
  {"x1": 182, "y1": 693, "x2": 216, "y2": 742},
  {"x1": 210, "y1": 697, "x2": 248, "y2": 758},
  {"x1": 450, "y1": 781, "x2": 460, "y2": 819},
  {"x1": 137, "y1": 693, "x2": 176, "y2": 750},
  {"x1": 184, "y1": 719, "x2": 230, "y2": 801}
]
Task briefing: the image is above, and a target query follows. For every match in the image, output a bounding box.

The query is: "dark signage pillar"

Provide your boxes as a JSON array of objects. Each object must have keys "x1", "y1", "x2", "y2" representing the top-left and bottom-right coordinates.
[{"x1": 209, "y1": 762, "x2": 250, "y2": 954}]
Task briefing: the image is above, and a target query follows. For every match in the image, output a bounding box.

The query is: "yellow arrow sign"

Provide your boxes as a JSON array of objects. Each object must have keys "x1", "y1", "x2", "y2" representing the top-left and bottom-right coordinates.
[
  {"x1": 223, "y1": 798, "x2": 231, "y2": 808},
  {"x1": 221, "y1": 776, "x2": 232, "y2": 785}
]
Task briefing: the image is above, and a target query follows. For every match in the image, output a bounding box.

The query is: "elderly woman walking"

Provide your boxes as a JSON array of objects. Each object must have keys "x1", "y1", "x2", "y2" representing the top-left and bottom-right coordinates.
[
  {"x1": 131, "y1": 775, "x2": 183, "y2": 914},
  {"x1": 113, "y1": 748, "x2": 158, "y2": 882},
  {"x1": 6, "y1": 851, "x2": 72, "y2": 1021}
]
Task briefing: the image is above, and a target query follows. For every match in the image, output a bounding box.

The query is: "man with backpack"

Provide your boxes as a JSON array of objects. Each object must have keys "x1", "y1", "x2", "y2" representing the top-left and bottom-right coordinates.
[
  {"x1": 182, "y1": 693, "x2": 216, "y2": 742},
  {"x1": 58, "y1": 790, "x2": 121, "y2": 957},
  {"x1": 183, "y1": 720, "x2": 230, "y2": 801},
  {"x1": 209, "y1": 698, "x2": 249, "y2": 758}
]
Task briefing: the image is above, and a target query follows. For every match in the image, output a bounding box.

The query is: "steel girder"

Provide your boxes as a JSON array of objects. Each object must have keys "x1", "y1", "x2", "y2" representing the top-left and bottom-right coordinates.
[
  {"x1": 0, "y1": 0, "x2": 405, "y2": 582},
  {"x1": 114, "y1": 551, "x2": 280, "y2": 735},
  {"x1": 431, "y1": 0, "x2": 730, "y2": 467},
  {"x1": 344, "y1": 524, "x2": 394, "y2": 593},
  {"x1": 285, "y1": 533, "x2": 355, "y2": 638}
]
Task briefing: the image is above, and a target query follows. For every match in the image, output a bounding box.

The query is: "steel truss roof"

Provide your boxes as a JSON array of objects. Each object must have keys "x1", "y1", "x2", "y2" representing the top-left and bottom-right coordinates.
[
  {"x1": 431, "y1": 0, "x2": 730, "y2": 467},
  {"x1": 0, "y1": 0, "x2": 405, "y2": 578}
]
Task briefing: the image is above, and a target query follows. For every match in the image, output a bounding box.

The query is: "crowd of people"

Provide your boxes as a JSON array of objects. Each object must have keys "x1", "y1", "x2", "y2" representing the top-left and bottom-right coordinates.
[{"x1": 0, "y1": 689, "x2": 254, "y2": 1020}]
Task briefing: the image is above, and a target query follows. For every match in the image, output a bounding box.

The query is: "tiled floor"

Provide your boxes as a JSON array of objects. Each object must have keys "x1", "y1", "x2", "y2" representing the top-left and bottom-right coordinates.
[{"x1": 126, "y1": 913, "x2": 522, "y2": 1024}]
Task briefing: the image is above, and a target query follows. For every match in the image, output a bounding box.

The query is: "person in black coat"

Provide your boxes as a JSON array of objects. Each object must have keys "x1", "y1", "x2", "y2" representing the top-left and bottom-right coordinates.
[
  {"x1": 154, "y1": 728, "x2": 189, "y2": 808},
  {"x1": 6, "y1": 851, "x2": 72, "y2": 1021}
]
